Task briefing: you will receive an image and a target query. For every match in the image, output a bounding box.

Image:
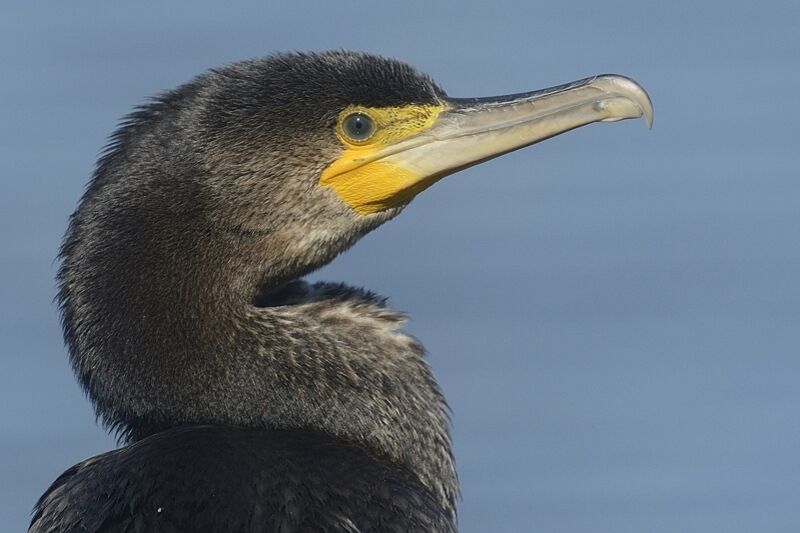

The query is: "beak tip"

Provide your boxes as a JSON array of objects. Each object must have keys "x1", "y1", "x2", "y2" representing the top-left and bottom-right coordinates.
[
  {"x1": 643, "y1": 100, "x2": 654, "y2": 129},
  {"x1": 593, "y1": 74, "x2": 654, "y2": 129}
]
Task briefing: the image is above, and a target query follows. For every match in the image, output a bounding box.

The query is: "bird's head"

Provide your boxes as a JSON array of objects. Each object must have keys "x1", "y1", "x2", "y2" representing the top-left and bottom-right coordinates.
[{"x1": 141, "y1": 50, "x2": 653, "y2": 283}]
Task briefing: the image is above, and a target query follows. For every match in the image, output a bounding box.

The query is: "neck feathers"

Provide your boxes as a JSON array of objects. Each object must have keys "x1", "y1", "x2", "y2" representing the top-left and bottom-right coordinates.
[{"x1": 59, "y1": 218, "x2": 458, "y2": 511}]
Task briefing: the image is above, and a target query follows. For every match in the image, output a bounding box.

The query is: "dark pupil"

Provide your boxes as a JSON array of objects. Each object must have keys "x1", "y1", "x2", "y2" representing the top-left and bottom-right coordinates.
[{"x1": 345, "y1": 114, "x2": 373, "y2": 140}]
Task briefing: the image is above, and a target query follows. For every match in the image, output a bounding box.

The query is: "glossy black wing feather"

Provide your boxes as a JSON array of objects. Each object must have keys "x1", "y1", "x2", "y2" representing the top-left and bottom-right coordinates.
[{"x1": 30, "y1": 426, "x2": 455, "y2": 533}]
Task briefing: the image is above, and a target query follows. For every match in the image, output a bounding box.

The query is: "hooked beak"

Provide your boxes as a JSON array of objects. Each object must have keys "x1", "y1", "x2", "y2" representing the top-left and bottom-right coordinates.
[{"x1": 383, "y1": 74, "x2": 652, "y2": 183}]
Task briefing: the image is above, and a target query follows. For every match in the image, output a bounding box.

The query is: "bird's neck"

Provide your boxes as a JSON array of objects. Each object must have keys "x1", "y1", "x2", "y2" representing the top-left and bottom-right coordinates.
[{"x1": 60, "y1": 215, "x2": 457, "y2": 512}]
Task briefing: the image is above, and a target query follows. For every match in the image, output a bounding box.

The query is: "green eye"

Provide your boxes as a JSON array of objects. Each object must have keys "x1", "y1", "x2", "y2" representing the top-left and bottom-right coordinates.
[{"x1": 341, "y1": 113, "x2": 376, "y2": 142}]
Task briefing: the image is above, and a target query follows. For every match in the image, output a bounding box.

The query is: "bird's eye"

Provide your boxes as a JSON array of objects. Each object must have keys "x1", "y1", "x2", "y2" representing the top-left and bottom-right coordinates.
[{"x1": 341, "y1": 113, "x2": 376, "y2": 143}]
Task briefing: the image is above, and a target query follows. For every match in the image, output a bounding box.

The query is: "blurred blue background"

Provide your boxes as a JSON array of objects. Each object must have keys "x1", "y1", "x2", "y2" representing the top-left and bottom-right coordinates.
[{"x1": 2, "y1": 1, "x2": 798, "y2": 531}]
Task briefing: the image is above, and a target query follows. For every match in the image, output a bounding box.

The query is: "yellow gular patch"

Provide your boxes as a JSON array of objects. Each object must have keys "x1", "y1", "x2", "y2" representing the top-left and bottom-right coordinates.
[{"x1": 320, "y1": 103, "x2": 447, "y2": 215}]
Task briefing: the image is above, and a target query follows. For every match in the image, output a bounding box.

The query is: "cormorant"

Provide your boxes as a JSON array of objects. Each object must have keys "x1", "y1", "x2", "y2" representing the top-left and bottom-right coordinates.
[{"x1": 30, "y1": 51, "x2": 652, "y2": 532}]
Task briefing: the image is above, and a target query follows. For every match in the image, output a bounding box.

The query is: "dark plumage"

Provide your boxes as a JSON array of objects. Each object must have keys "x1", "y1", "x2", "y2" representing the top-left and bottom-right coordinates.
[
  {"x1": 31, "y1": 426, "x2": 452, "y2": 532},
  {"x1": 31, "y1": 49, "x2": 652, "y2": 532},
  {"x1": 35, "y1": 52, "x2": 455, "y2": 532}
]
